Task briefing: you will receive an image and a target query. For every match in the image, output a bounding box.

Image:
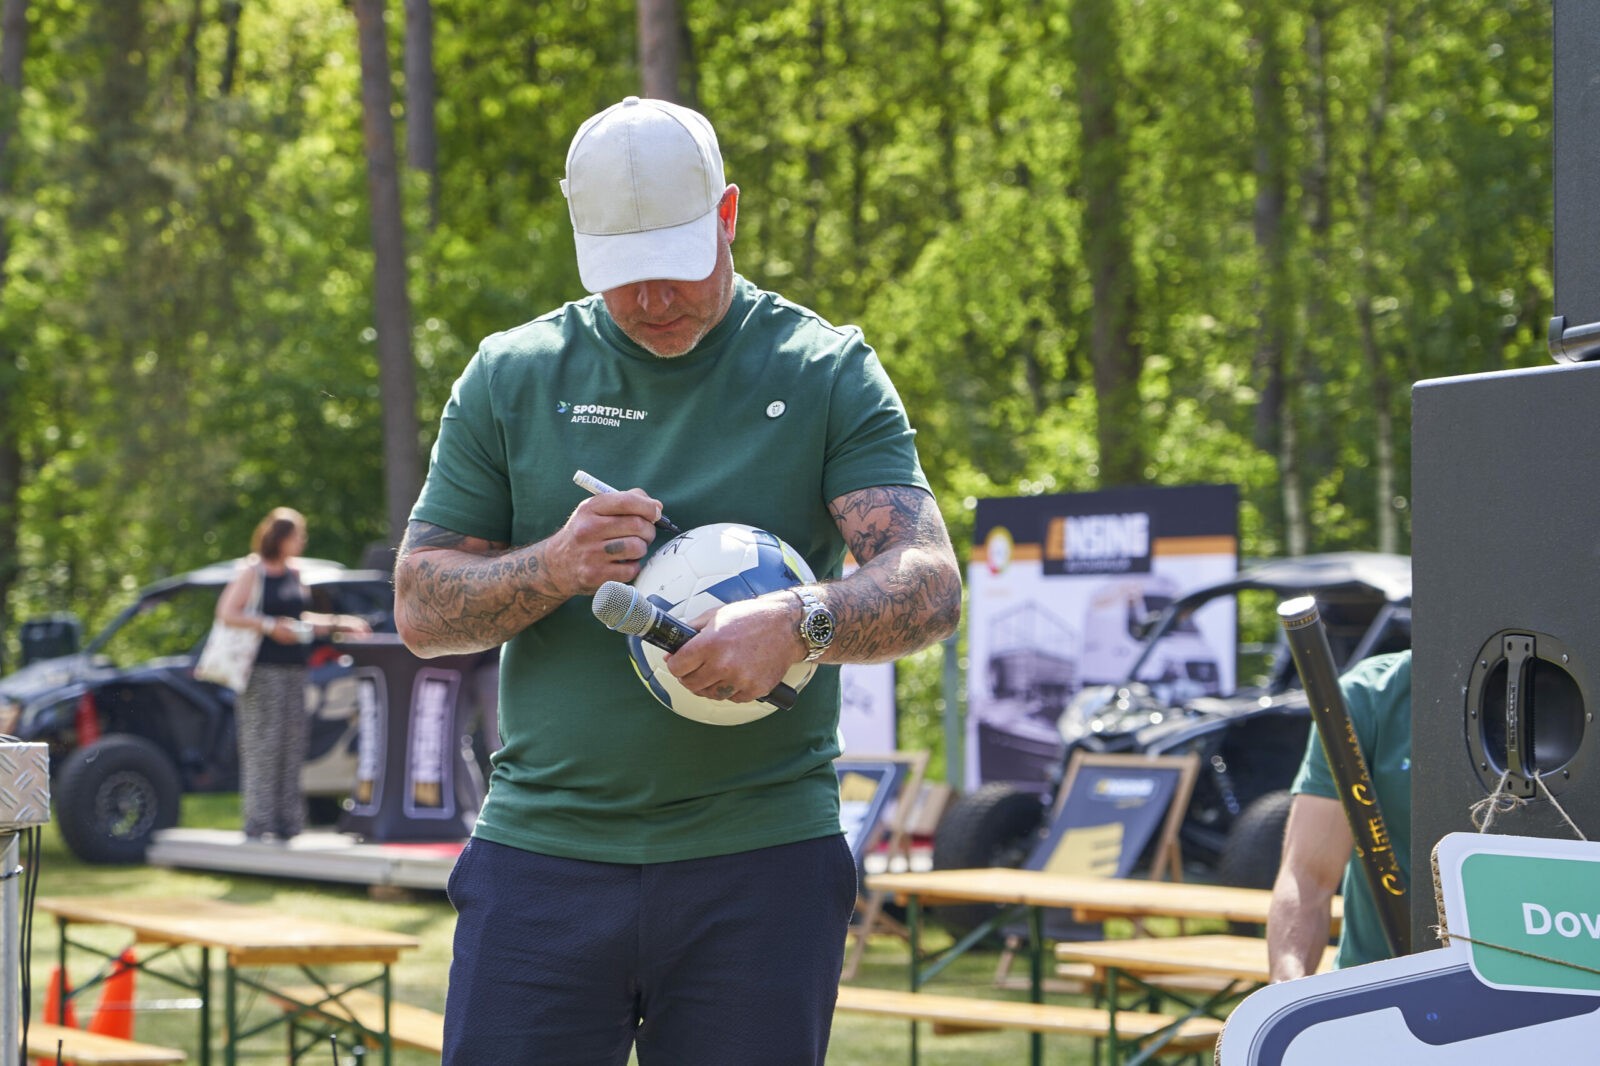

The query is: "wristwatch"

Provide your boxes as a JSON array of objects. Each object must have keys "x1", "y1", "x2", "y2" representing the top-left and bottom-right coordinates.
[{"x1": 794, "y1": 588, "x2": 836, "y2": 662}]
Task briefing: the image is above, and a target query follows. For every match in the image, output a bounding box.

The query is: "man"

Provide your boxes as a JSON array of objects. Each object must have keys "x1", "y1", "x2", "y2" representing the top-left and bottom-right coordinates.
[
  {"x1": 393, "y1": 96, "x2": 962, "y2": 1065},
  {"x1": 1267, "y1": 649, "x2": 1412, "y2": 981}
]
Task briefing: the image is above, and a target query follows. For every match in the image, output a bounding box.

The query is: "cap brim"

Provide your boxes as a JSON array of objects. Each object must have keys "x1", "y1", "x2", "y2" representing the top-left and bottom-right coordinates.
[{"x1": 575, "y1": 209, "x2": 718, "y2": 294}]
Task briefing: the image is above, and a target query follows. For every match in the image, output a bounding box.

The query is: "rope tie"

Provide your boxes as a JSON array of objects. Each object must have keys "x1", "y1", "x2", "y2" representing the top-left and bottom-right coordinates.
[
  {"x1": 1428, "y1": 766, "x2": 1595, "y2": 963},
  {"x1": 1468, "y1": 768, "x2": 1589, "y2": 841},
  {"x1": 1431, "y1": 926, "x2": 1600, "y2": 980}
]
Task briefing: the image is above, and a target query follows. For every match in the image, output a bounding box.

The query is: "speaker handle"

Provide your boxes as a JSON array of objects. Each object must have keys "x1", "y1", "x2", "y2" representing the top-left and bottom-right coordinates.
[
  {"x1": 1548, "y1": 314, "x2": 1600, "y2": 363},
  {"x1": 1465, "y1": 629, "x2": 1588, "y2": 801},
  {"x1": 1502, "y1": 634, "x2": 1535, "y2": 785}
]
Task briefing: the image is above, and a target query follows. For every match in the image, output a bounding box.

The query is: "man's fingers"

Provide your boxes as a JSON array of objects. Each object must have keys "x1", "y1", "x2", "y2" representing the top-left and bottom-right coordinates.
[{"x1": 578, "y1": 488, "x2": 663, "y2": 523}]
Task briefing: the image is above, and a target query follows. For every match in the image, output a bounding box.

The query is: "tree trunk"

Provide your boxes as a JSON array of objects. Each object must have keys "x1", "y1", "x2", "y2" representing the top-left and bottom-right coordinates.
[
  {"x1": 637, "y1": 0, "x2": 683, "y2": 103},
  {"x1": 1280, "y1": 400, "x2": 1305, "y2": 555},
  {"x1": 1357, "y1": 11, "x2": 1399, "y2": 554},
  {"x1": 404, "y1": 0, "x2": 439, "y2": 228},
  {"x1": 1287, "y1": 6, "x2": 1338, "y2": 557},
  {"x1": 180, "y1": 0, "x2": 201, "y2": 125},
  {"x1": 1070, "y1": 0, "x2": 1144, "y2": 487},
  {"x1": 1249, "y1": 3, "x2": 1294, "y2": 550},
  {"x1": 0, "y1": 0, "x2": 28, "y2": 653},
  {"x1": 219, "y1": 0, "x2": 241, "y2": 96},
  {"x1": 354, "y1": 0, "x2": 422, "y2": 548}
]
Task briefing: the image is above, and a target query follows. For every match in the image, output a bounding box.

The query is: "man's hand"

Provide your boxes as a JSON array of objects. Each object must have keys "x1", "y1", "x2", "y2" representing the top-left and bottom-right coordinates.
[
  {"x1": 660, "y1": 484, "x2": 962, "y2": 708},
  {"x1": 394, "y1": 487, "x2": 666, "y2": 658},
  {"x1": 669, "y1": 594, "x2": 804, "y2": 704},
  {"x1": 541, "y1": 488, "x2": 666, "y2": 598}
]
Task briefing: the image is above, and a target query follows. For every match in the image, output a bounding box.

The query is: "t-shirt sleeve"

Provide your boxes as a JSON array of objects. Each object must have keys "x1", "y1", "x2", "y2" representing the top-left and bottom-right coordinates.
[
  {"x1": 410, "y1": 350, "x2": 515, "y2": 543},
  {"x1": 821, "y1": 334, "x2": 930, "y2": 503},
  {"x1": 1290, "y1": 656, "x2": 1385, "y2": 801},
  {"x1": 1291, "y1": 715, "x2": 1338, "y2": 801}
]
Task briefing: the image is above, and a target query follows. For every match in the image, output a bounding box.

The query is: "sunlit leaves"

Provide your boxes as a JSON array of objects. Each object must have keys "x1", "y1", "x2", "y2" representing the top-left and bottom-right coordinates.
[{"x1": 0, "y1": 0, "x2": 1558, "y2": 681}]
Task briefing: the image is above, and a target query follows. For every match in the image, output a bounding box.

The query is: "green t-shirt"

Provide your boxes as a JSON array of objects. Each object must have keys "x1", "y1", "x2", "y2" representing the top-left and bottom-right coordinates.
[
  {"x1": 411, "y1": 275, "x2": 930, "y2": 864},
  {"x1": 1290, "y1": 649, "x2": 1413, "y2": 969}
]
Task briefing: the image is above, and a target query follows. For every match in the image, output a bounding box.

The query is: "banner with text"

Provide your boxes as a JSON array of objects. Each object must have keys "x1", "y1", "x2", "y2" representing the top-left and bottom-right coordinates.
[{"x1": 965, "y1": 485, "x2": 1238, "y2": 791}]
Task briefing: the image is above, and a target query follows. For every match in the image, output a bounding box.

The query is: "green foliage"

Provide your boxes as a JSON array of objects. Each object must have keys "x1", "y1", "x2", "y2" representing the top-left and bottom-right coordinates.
[{"x1": 0, "y1": 1, "x2": 1557, "y2": 758}]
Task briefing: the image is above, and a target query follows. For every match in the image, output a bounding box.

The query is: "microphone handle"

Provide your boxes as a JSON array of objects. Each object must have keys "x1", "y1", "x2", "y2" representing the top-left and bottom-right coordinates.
[
  {"x1": 643, "y1": 611, "x2": 696, "y2": 653},
  {"x1": 760, "y1": 682, "x2": 798, "y2": 711},
  {"x1": 637, "y1": 611, "x2": 798, "y2": 711}
]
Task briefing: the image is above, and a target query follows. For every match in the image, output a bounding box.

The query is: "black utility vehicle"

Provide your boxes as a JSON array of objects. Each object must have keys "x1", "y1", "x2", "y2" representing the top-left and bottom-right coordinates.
[
  {"x1": 0, "y1": 558, "x2": 397, "y2": 863},
  {"x1": 932, "y1": 552, "x2": 1411, "y2": 933}
]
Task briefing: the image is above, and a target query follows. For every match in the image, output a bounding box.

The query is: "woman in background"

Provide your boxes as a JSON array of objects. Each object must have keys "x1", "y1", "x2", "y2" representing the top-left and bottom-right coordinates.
[{"x1": 213, "y1": 507, "x2": 370, "y2": 841}]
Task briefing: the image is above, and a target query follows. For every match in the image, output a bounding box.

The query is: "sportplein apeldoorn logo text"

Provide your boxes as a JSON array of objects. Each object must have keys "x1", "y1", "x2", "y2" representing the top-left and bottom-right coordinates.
[{"x1": 556, "y1": 400, "x2": 649, "y2": 428}]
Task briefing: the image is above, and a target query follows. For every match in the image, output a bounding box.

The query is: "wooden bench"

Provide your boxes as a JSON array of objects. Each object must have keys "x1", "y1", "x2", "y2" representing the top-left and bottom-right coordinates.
[
  {"x1": 1056, "y1": 960, "x2": 1242, "y2": 998},
  {"x1": 270, "y1": 984, "x2": 444, "y2": 1056},
  {"x1": 25, "y1": 1023, "x2": 186, "y2": 1065},
  {"x1": 834, "y1": 985, "x2": 1223, "y2": 1055}
]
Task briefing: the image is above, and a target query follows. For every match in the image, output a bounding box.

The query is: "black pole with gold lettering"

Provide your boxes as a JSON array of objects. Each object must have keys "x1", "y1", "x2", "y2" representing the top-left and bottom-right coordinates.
[{"x1": 1278, "y1": 595, "x2": 1410, "y2": 956}]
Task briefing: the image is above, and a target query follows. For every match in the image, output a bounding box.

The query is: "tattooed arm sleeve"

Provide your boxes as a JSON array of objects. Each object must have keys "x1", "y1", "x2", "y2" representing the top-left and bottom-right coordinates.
[
  {"x1": 392, "y1": 520, "x2": 571, "y2": 657},
  {"x1": 813, "y1": 485, "x2": 962, "y2": 663}
]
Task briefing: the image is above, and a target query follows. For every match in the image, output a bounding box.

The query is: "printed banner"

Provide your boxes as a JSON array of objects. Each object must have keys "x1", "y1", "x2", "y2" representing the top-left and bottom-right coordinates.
[
  {"x1": 839, "y1": 663, "x2": 897, "y2": 754},
  {"x1": 965, "y1": 485, "x2": 1238, "y2": 790},
  {"x1": 337, "y1": 636, "x2": 487, "y2": 843}
]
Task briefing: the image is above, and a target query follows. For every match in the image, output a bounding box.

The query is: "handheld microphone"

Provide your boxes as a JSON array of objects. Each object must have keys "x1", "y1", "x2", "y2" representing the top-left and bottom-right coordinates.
[{"x1": 592, "y1": 581, "x2": 797, "y2": 710}]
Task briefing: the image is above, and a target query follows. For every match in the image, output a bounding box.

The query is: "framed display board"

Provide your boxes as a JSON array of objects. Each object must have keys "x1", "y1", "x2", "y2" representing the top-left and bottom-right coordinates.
[
  {"x1": 994, "y1": 751, "x2": 1203, "y2": 986},
  {"x1": 1026, "y1": 751, "x2": 1201, "y2": 881},
  {"x1": 836, "y1": 751, "x2": 929, "y2": 979},
  {"x1": 838, "y1": 755, "x2": 919, "y2": 865}
]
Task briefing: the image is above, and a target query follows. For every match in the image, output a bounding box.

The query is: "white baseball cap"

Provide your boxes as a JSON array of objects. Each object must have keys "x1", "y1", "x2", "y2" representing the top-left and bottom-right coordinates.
[{"x1": 561, "y1": 96, "x2": 727, "y2": 294}]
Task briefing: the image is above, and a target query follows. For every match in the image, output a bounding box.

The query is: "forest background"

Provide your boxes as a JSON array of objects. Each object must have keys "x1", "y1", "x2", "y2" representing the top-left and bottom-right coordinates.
[{"x1": 0, "y1": 0, "x2": 1555, "y2": 766}]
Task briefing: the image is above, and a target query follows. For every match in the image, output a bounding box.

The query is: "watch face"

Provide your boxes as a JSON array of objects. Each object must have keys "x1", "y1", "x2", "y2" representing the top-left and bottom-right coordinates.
[{"x1": 805, "y1": 609, "x2": 835, "y2": 647}]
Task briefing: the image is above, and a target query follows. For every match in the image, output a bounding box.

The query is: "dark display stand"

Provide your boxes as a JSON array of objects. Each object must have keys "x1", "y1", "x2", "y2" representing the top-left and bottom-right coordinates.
[
  {"x1": 1410, "y1": 361, "x2": 1600, "y2": 945},
  {"x1": 336, "y1": 636, "x2": 489, "y2": 843},
  {"x1": 1409, "y1": 0, "x2": 1600, "y2": 946},
  {"x1": 1549, "y1": 1, "x2": 1600, "y2": 360}
]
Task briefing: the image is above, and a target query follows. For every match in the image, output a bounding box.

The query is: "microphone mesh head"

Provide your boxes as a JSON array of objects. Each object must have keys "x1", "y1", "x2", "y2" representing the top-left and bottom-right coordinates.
[{"x1": 592, "y1": 581, "x2": 648, "y2": 634}]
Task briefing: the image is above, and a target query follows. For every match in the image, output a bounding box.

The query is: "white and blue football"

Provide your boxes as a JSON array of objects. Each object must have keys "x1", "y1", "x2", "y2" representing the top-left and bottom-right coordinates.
[{"x1": 626, "y1": 522, "x2": 818, "y2": 726}]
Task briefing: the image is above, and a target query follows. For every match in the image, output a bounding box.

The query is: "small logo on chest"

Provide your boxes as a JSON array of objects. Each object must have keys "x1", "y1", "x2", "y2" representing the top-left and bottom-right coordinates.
[{"x1": 559, "y1": 401, "x2": 649, "y2": 428}]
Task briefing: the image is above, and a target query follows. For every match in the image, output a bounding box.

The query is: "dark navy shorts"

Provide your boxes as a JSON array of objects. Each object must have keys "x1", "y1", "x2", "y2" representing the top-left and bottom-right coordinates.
[{"x1": 441, "y1": 834, "x2": 857, "y2": 1065}]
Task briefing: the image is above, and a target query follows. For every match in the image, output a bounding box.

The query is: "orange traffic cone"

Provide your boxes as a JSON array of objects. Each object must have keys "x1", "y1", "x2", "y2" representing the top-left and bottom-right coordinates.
[
  {"x1": 87, "y1": 949, "x2": 137, "y2": 1039},
  {"x1": 35, "y1": 964, "x2": 78, "y2": 1066}
]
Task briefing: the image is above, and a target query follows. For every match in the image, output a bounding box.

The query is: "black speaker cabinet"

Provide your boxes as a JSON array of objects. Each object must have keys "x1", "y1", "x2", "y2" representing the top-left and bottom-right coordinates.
[
  {"x1": 1550, "y1": 0, "x2": 1600, "y2": 359},
  {"x1": 1411, "y1": 360, "x2": 1600, "y2": 945}
]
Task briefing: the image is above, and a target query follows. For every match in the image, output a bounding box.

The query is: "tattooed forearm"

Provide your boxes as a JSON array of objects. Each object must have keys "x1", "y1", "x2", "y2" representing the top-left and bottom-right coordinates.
[
  {"x1": 820, "y1": 487, "x2": 962, "y2": 663},
  {"x1": 394, "y1": 521, "x2": 570, "y2": 656}
]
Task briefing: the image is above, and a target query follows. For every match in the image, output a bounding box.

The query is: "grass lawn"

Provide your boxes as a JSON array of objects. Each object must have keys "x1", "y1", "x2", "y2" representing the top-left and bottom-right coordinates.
[{"x1": 20, "y1": 795, "x2": 1216, "y2": 1064}]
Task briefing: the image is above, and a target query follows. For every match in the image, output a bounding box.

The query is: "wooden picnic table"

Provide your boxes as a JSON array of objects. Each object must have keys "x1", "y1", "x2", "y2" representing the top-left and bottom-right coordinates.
[
  {"x1": 37, "y1": 895, "x2": 419, "y2": 1066},
  {"x1": 863, "y1": 868, "x2": 1342, "y2": 1066}
]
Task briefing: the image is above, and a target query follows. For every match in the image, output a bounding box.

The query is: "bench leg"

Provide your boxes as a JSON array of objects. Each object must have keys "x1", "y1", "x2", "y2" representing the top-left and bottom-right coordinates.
[
  {"x1": 381, "y1": 966, "x2": 393, "y2": 1066},
  {"x1": 1027, "y1": 906, "x2": 1044, "y2": 1066}
]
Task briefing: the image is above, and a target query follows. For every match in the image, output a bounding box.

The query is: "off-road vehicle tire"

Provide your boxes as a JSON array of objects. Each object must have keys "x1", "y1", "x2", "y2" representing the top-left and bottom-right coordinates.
[
  {"x1": 56, "y1": 734, "x2": 182, "y2": 864},
  {"x1": 1214, "y1": 789, "x2": 1294, "y2": 891},
  {"x1": 929, "y1": 782, "x2": 1047, "y2": 942}
]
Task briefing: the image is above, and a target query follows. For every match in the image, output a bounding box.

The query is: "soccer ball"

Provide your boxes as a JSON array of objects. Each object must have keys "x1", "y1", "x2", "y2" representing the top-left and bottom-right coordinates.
[{"x1": 626, "y1": 522, "x2": 818, "y2": 726}]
